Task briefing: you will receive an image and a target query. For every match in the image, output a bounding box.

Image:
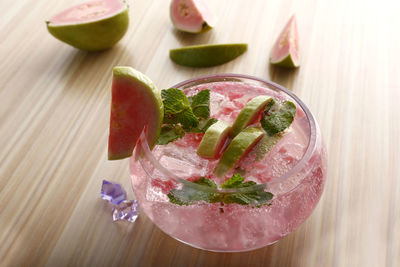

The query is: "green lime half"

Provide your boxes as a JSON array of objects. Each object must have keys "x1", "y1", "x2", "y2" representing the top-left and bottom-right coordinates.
[{"x1": 170, "y1": 43, "x2": 248, "y2": 67}]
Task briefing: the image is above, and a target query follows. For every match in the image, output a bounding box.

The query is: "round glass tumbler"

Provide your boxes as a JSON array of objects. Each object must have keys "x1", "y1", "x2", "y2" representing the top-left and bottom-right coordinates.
[{"x1": 130, "y1": 74, "x2": 327, "y2": 252}]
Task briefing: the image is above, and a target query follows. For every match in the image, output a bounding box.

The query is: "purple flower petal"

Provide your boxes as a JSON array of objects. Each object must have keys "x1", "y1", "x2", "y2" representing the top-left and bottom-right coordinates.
[
  {"x1": 101, "y1": 180, "x2": 127, "y2": 205},
  {"x1": 112, "y1": 200, "x2": 140, "y2": 222}
]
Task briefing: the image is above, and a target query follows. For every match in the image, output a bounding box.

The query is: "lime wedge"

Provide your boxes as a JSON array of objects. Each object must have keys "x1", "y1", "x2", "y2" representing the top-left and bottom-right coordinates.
[
  {"x1": 214, "y1": 127, "x2": 264, "y2": 177},
  {"x1": 108, "y1": 66, "x2": 163, "y2": 160},
  {"x1": 197, "y1": 120, "x2": 231, "y2": 158},
  {"x1": 170, "y1": 43, "x2": 248, "y2": 67},
  {"x1": 230, "y1": 96, "x2": 273, "y2": 138}
]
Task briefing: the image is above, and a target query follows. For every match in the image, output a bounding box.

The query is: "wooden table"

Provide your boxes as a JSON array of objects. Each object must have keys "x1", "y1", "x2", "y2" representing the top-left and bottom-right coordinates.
[{"x1": 1, "y1": 0, "x2": 399, "y2": 266}]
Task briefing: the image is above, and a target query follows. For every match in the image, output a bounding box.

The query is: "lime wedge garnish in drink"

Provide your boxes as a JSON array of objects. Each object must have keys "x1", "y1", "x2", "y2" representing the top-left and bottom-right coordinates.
[
  {"x1": 230, "y1": 96, "x2": 274, "y2": 138},
  {"x1": 214, "y1": 127, "x2": 264, "y2": 177},
  {"x1": 197, "y1": 120, "x2": 231, "y2": 158}
]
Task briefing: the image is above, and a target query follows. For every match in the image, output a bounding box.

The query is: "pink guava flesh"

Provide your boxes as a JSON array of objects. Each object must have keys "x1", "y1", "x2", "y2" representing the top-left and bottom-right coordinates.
[
  {"x1": 270, "y1": 15, "x2": 299, "y2": 64},
  {"x1": 108, "y1": 78, "x2": 161, "y2": 160},
  {"x1": 170, "y1": 0, "x2": 215, "y2": 33},
  {"x1": 48, "y1": 0, "x2": 126, "y2": 25}
]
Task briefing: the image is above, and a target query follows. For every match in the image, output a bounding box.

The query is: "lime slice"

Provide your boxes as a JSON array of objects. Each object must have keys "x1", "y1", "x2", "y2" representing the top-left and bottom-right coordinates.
[
  {"x1": 197, "y1": 120, "x2": 231, "y2": 158},
  {"x1": 46, "y1": 0, "x2": 129, "y2": 51},
  {"x1": 108, "y1": 66, "x2": 163, "y2": 160},
  {"x1": 230, "y1": 96, "x2": 273, "y2": 138},
  {"x1": 170, "y1": 43, "x2": 248, "y2": 67},
  {"x1": 214, "y1": 127, "x2": 264, "y2": 177}
]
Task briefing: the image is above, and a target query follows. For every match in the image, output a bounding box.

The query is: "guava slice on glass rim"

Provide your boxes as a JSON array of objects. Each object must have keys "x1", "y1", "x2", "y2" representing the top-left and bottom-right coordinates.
[
  {"x1": 270, "y1": 15, "x2": 300, "y2": 68},
  {"x1": 108, "y1": 67, "x2": 163, "y2": 160},
  {"x1": 170, "y1": 0, "x2": 216, "y2": 33},
  {"x1": 46, "y1": 0, "x2": 129, "y2": 51}
]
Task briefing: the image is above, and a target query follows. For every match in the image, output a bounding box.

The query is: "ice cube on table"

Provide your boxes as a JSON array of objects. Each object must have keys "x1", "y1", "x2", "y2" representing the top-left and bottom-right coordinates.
[
  {"x1": 112, "y1": 200, "x2": 140, "y2": 223},
  {"x1": 101, "y1": 180, "x2": 127, "y2": 205}
]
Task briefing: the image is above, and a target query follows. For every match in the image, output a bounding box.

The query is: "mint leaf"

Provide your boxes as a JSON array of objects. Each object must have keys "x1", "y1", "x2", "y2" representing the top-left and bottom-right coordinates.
[
  {"x1": 224, "y1": 190, "x2": 273, "y2": 206},
  {"x1": 221, "y1": 173, "x2": 245, "y2": 188},
  {"x1": 189, "y1": 89, "x2": 210, "y2": 119},
  {"x1": 261, "y1": 100, "x2": 296, "y2": 136},
  {"x1": 190, "y1": 118, "x2": 218, "y2": 133},
  {"x1": 167, "y1": 175, "x2": 273, "y2": 207},
  {"x1": 162, "y1": 88, "x2": 199, "y2": 129},
  {"x1": 193, "y1": 177, "x2": 218, "y2": 188},
  {"x1": 167, "y1": 177, "x2": 220, "y2": 205},
  {"x1": 158, "y1": 88, "x2": 217, "y2": 145},
  {"x1": 157, "y1": 125, "x2": 185, "y2": 145}
]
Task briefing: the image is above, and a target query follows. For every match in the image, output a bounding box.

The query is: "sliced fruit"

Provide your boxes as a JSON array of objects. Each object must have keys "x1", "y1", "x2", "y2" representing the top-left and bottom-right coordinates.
[
  {"x1": 46, "y1": 0, "x2": 129, "y2": 51},
  {"x1": 230, "y1": 96, "x2": 273, "y2": 138},
  {"x1": 170, "y1": 0, "x2": 215, "y2": 33},
  {"x1": 214, "y1": 127, "x2": 264, "y2": 177},
  {"x1": 270, "y1": 15, "x2": 299, "y2": 68},
  {"x1": 108, "y1": 66, "x2": 163, "y2": 160},
  {"x1": 197, "y1": 120, "x2": 231, "y2": 158},
  {"x1": 170, "y1": 43, "x2": 248, "y2": 67}
]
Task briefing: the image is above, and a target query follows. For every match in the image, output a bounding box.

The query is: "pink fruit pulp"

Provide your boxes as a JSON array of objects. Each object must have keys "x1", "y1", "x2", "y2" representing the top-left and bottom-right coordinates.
[
  {"x1": 170, "y1": 0, "x2": 215, "y2": 32},
  {"x1": 270, "y1": 15, "x2": 299, "y2": 64},
  {"x1": 48, "y1": 0, "x2": 126, "y2": 25},
  {"x1": 108, "y1": 76, "x2": 161, "y2": 160},
  {"x1": 130, "y1": 79, "x2": 326, "y2": 252}
]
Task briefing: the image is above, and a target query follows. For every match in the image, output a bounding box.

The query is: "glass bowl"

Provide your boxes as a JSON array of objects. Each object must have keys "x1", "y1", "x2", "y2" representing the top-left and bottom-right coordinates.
[{"x1": 130, "y1": 74, "x2": 327, "y2": 252}]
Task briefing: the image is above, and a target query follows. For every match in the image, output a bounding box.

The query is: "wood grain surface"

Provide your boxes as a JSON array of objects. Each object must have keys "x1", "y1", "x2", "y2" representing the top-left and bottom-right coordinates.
[{"x1": 1, "y1": 0, "x2": 399, "y2": 266}]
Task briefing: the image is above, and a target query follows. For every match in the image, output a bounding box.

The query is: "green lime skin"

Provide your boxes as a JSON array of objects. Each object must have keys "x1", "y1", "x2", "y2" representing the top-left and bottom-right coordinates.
[
  {"x1": 214, "y1": 127, "x2": 264, "y2": 177},
  {"x1": 170, "y1": 43, "x2": 248, "y2": 67},
  {"x1": 230, "y1": 96, "x2": 273, "y2": 138}
]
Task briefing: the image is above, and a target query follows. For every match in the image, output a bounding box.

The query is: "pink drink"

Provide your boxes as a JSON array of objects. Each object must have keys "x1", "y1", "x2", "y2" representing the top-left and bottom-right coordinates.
[{"x1": 130, "y1": 74, "x2": 327, "y2": 252}]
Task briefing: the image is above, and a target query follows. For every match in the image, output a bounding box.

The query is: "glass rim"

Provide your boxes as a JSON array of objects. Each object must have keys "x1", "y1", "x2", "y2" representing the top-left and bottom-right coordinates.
[{"x1": 134, "y1": 73, "x2": 317, "y2": 195}]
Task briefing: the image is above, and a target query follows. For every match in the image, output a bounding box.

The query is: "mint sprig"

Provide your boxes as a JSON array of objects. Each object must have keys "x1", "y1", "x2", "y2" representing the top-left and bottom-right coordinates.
[
  {"x1": 158, "y1": 88, "x2": 217, "y2": 144},
  {"x1": 188, "y1": 89, "x2": 210, "y2": 119},
  {"x1": 261, "y1": 100, "x2": 296, "y2": 136},
  {"x1": 167, "y1": 174, "x2": 273, "y2": 207},
  {"x1": 161, "y1": 88, "x2": 199, "y2": 129},
  {"x1": 157, "y1": 124, "x2": 186, "y2": 145}
]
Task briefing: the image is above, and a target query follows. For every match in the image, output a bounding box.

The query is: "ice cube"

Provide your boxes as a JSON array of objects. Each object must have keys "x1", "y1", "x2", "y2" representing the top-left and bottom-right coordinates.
[
  {"x1": 112, "y1": 200, "x2": 140, "y2": 222},
  {"x1": 101, "y1": 180, "x2": 127, "y2": 205}
]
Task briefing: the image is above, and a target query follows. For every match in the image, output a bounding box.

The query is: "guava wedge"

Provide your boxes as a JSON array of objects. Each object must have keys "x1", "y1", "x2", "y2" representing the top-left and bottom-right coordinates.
[
  {"x1": 230, "y1": 96, "x2": 273, "y2": 138},
  {"x1": 170, "y1": 0, "x2": 215, "y2": 33},
  {"x1": 214, "y1": 127, "x2": 264, "y2": 177},
  {"x1": 46, "y1": 0, "x2": 129, "y2": 51},
  {"x1": 197, "y1": 120, "x2": 231, "y2": 158},
  {"x1": 270, "y1": 15, "x2": 299, "y2": 68},
  {"x1": 170, "y1": 43, "x2": 248, "y2": 67},
  {"x1": 108, "y1": 66, "x2": 163, "y2": 160}
]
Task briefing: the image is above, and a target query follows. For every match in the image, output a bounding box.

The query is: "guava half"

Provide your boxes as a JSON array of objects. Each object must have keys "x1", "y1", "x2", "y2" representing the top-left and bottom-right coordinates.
[
  {"x1": 270, "y1": 15, "x2": 299, "y2": 68},
  {"x1": 46, "y1": 0, "x2": 129, "y2": 51},
  {"x1": 108, "y1": 67, "x2": 163, "y2": 160},
  {"x1": 170, "y1": 0, "x2": 215, "y2": 33}
]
